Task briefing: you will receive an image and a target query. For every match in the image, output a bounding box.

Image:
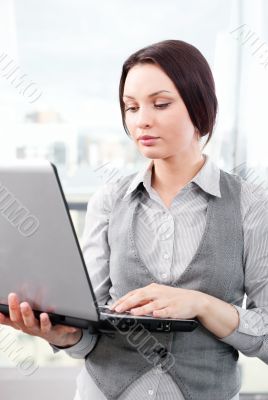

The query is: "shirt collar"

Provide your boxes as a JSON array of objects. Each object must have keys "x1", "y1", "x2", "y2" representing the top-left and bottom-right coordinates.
[{"x1": 123, "y1": 153, "x2": 221, "y2": 199}]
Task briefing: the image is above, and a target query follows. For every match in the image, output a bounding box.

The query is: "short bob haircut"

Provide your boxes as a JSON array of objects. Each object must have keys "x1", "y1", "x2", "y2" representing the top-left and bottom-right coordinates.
[{"x1": 119, "y1": 39, "x2": 218, "y2": 148}]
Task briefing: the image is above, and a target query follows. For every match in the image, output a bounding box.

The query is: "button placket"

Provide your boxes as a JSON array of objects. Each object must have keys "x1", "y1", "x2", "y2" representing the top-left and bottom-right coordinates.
[
  {"x1": 159, "y1": 225, "x2": 173, "y2": 281},
  {"x1": 159, "y1": 211, "x2": 174, "y2": 241}
]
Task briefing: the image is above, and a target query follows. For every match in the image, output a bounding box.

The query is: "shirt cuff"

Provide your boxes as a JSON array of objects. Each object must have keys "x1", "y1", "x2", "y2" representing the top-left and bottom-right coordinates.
[
  {"x1": 50, "y1": 329, "x2": 99, "y2": 359},
  {"x1": 218, "y1": 305, "x2": 265, "y2": 354}
]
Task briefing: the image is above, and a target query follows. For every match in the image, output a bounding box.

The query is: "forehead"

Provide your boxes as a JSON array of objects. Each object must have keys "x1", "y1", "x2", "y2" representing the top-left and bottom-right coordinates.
[{"x1": 123, "y1": 63, "x2": 177, "y2": 98}]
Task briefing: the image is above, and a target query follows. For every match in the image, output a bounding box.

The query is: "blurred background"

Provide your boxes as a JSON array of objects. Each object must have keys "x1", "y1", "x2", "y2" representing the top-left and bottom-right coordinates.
[{"x1": 0, "y1": 0, "x2": 268, "y2": 398}]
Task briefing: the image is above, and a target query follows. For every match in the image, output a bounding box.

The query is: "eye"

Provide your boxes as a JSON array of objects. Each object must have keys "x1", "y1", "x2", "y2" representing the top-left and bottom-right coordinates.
[
  {"x1": 155, "y1": 103, "x2": 171, "y2": 109},
  {"x1": 125, "y1": 103, "x2": 171, "y2": 112},
  {"x1": 125, "y1": 106, "x2": 138, "y2": 112}
]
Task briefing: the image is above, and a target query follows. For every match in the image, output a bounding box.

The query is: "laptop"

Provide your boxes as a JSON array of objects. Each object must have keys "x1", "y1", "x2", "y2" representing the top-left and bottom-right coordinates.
[{"x1": 0, "y1": 160, "x2": 199, "y2": 333}]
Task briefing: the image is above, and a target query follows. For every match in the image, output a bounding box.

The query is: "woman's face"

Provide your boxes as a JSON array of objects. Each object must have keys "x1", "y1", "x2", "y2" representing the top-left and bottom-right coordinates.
[{"x1": 123, "y1": 63, "x2": 200, "y2": 160}]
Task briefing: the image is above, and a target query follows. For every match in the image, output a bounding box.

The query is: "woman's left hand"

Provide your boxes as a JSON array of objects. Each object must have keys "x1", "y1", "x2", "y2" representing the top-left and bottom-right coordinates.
[{"x1": 109, "y1": 283, "x2": 207, "y2": 319}]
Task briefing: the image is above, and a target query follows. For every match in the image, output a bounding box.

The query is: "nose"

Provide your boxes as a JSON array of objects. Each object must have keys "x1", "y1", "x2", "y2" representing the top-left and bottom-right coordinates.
[{"x1": 135, "y1": 106, "x2": 153, "y2": 130}]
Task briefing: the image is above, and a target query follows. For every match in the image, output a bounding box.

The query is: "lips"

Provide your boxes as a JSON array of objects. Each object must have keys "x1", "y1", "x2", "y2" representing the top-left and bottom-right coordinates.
[
  {"x1": 138, "y1": 135, "x2": 159, "y2": 140},
  {"x1": 138, "y1": 136, "x2": 159, "y2": 146}
]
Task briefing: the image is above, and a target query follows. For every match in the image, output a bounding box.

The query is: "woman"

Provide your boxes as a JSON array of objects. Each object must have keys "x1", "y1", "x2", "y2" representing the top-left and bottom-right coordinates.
[{"x1": 1, "y1": 39, "x2": 268, "y2": 400}]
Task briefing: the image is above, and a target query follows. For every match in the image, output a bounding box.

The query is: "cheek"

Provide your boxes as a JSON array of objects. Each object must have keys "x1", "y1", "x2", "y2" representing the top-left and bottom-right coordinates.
[
  {"x1": 124, "y1": 115, "x2": 135, "y2": 134},
  {"x1": 167, "y1": 110, "x2": 195, "y2": 138},
  {"x1": 164, "y1": 120, "x2": 195, "y2": 150}
]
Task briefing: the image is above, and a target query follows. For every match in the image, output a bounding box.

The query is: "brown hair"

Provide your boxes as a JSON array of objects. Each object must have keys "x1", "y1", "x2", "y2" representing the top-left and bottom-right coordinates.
[{"x1": 119, "y1": 39, "x2": 218, "y2": 148}]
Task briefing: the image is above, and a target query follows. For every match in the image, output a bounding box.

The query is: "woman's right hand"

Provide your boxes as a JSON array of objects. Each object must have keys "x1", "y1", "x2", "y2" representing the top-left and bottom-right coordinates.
[{"x1": 0, "y1": 293, "x2": 82, "y2": 348}]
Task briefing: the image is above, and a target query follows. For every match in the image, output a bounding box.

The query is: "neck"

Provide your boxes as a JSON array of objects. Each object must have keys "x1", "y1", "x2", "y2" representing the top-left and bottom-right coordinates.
[{"x1": 151, "y1": 151, "x2": 206, "y2": 193}]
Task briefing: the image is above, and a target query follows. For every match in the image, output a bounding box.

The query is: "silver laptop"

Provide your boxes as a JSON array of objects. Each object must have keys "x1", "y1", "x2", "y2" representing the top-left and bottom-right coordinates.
[{"x1": 0, "y1": 160, "x2": 199, "y2": 333}]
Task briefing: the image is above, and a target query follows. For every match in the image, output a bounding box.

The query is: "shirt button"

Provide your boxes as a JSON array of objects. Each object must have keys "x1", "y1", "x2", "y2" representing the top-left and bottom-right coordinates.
[
  {"x1": 148, "y1": 389, "x2": 154, "y2": 396},
  {"x1": 161, "y1": 234, "x2": 170, "y2": 240},
  {"x1": 161, "y1": 273, "x2": 168, "y2": 279},
  {"x1": 153, "y1": 365, "x2": 162, "y2": 375},
  {"x1": 163, "y1": 253, "x2": 169, "y2": 260},
  {"x1": 244, "y1": 323, "x2": 249, "y2": 328}
]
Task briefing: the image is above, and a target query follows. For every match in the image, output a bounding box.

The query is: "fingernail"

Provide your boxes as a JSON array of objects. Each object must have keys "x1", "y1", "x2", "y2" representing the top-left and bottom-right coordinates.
[
  {"x1": 115, "y1": 306, "x2": 122, "y2": 312},
  {"x1": 20, "y1": 303, "x2": 28, "y2": 312}
]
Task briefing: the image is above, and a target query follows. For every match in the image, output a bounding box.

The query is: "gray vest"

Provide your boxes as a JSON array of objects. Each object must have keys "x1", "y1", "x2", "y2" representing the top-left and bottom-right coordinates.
[{"x1": 85, "y1": 169, "x2": 244, "y2": 400}]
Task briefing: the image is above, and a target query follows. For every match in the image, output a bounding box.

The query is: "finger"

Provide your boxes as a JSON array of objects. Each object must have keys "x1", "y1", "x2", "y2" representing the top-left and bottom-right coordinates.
[
  {"x1": 0, "y1": 313, "x2": 22, "y2": 330},
  {"x1": 153, "y1": 307, "x2": 170, "y2": 318},
  {"x1": 0, "y1": 312, "x2": 6, "y2": 324},
  {"x1": 0, "y1": 311, "x2": 17, "y2": 329},
  {"x1": 40, "y1": 314, "x2": 78, "y2": 334},
  {"x1": 8, "y1": 293, "x2": 23, "y2": 323},
  {"x1": 20, "y1": 302, "x2": 39, "y2": 329},
  {"x1": 110, "y1": 292, "x2": 137, "y2": 309},
  {"x1": 130, "y1": 300, "x2": 166, "y2": 316},
  {"x1": 115, "y1": 293, "x2": 151, "y2": 312},
  {"x1": 110, "y1": 291, "x2": 138, "y2": 309},
  {"x1": 40, "y1": 313, "x2": 52, "y2": 333}
]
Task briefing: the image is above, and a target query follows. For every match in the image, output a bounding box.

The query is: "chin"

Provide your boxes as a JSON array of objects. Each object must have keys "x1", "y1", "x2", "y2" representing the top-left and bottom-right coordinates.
[
  {"x1": 141, "y1": 152, "x2": 160, "y2": 160},
  {"x1": 140, "y1": 149, "x2": 167, "y2": 159}
]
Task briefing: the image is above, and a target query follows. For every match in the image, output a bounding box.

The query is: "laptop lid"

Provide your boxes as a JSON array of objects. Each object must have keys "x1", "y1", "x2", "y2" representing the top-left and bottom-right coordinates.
[{"x1": 0, "y1": 160, "x2": 99, "y2": 328}]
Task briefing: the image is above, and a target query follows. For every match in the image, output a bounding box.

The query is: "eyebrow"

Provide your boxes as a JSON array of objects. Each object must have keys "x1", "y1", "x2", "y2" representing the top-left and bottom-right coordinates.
[{"x1": 123, "y1": 90, "x2": 172, "y2": 99}]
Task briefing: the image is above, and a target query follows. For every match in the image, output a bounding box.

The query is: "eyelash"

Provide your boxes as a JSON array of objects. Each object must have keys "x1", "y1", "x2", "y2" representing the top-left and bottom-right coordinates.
[{"x1": 124, "y1": 103, "x2": 171, "y2": 112}]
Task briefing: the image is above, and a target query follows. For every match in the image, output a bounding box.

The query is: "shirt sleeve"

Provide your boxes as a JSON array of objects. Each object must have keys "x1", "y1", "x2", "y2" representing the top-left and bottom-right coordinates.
[
  {"x1": 218, "y1": 181, "x2": 268, "y2": 364},
  {"x1": 50, "y1": 328, "x2": 99, "y2": 359},
  {"x1": 50, "y1": 182, "x2": 115, "y2": 358}
]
